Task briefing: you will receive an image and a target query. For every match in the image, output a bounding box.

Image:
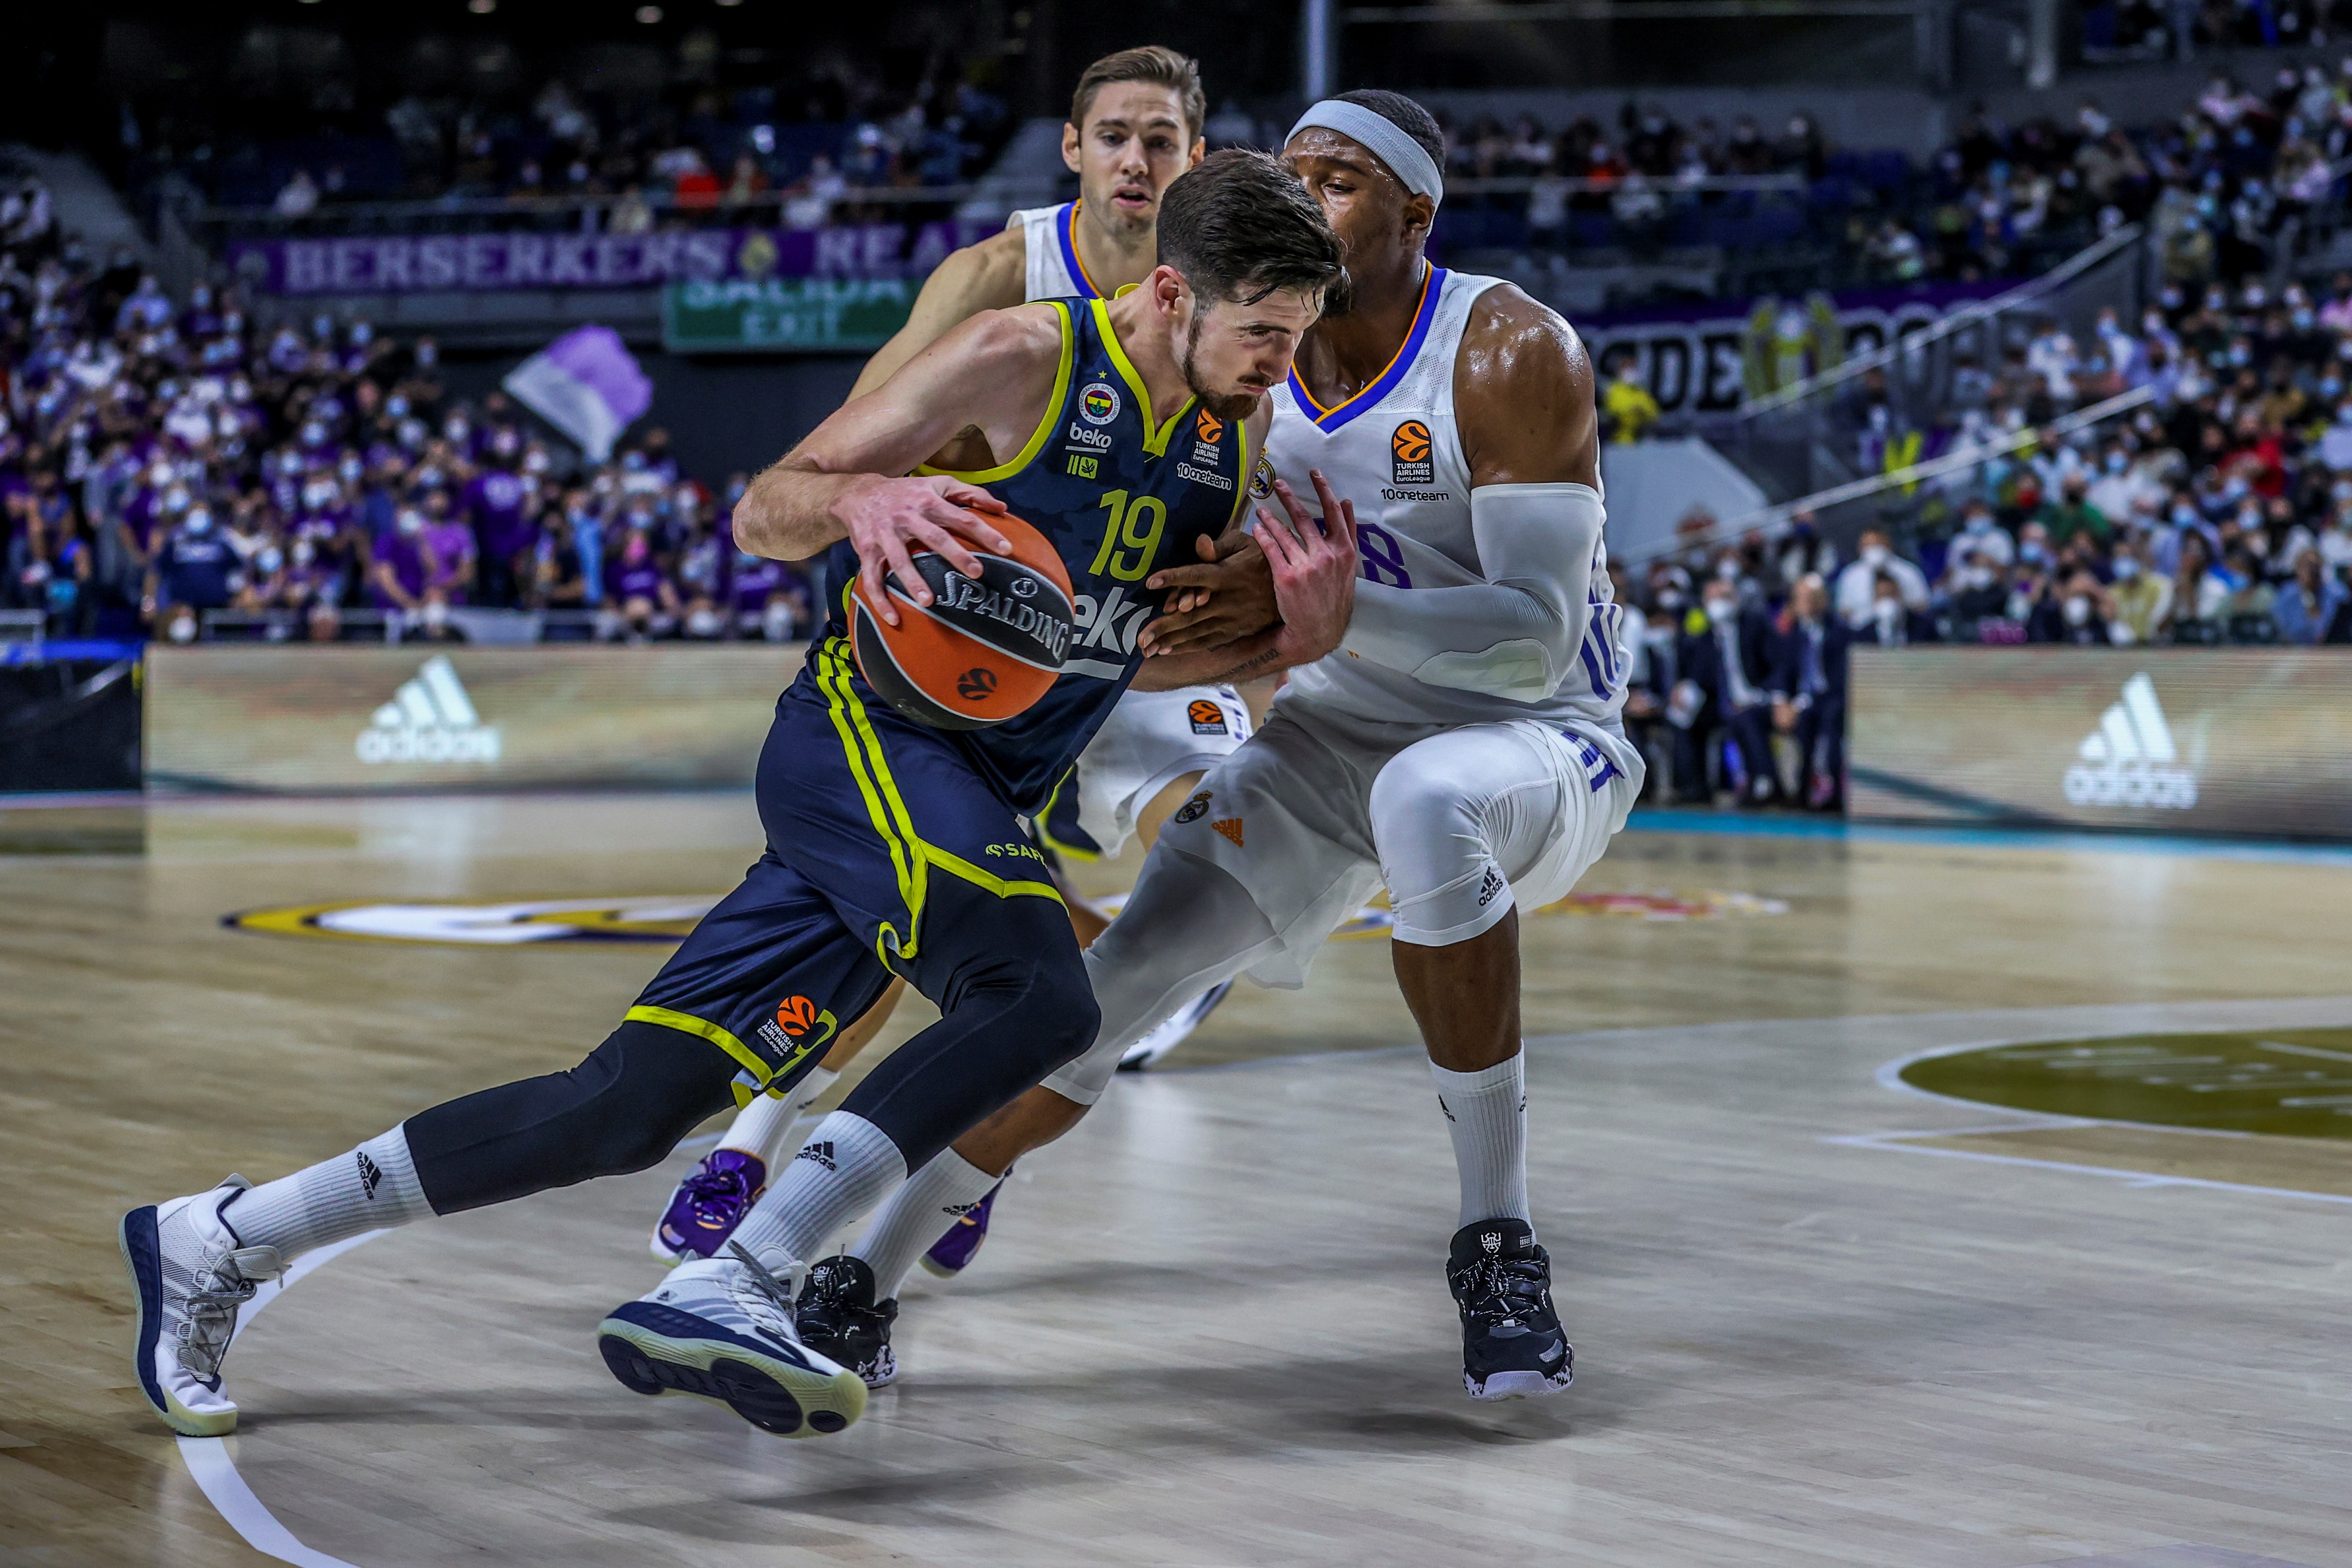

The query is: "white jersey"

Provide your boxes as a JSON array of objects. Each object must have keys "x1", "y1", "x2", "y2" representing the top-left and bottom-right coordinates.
[
  {"x1": 1267, "y1": 267, "x2": 1632, "y2": 748},
  {"x1": 1007, "y1": 203, "x2": 1103, "y2": 305}
]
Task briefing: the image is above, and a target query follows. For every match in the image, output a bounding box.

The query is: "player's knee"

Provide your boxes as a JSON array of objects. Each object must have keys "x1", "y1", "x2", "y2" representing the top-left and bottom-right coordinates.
[
  {"x1": 567, "y1": 1020, "x2": 738, "y2": 1175},
  {"x1": 1027, "y1": 960, "x2": 1102, "y2": 1074},
  {"x1": 1371, "y1": 759, "x2": 1481, "y2": 849}
]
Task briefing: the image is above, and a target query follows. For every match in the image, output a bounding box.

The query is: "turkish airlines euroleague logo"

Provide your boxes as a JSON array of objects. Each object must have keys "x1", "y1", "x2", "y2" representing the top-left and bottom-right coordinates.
[
  {"x1": 1391, "y1": 420, "x2": 1433, "y2": 485},
  {"x1": 1186, "y1": 698, "x2": 1227, "y2": 735},
  {"x1": 775, "y1": 995, "x2": 821, "y2": 1037},
  {"x1": 1195, "y1": 409, "x2": 1224, "y2": 443}
]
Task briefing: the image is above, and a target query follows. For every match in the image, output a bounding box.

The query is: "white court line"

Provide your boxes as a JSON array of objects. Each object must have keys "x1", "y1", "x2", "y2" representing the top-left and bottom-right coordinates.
[
  {"x1": 1826, "y1": 1128, "x2": 2352, "y2": 1207},
  {"x1": 176, "y1": 1229, "x2": 388, "y2": 1568}
]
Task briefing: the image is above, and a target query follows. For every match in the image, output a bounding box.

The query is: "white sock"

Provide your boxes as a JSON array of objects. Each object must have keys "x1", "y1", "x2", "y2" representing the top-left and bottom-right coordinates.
[
  {"x1": 850, "y1": 1149, "x2": 1004, "y2": 1300},
  {"x1": 221, "y1": 1127, "x2": 435, "y2": 1262},
  {"x1": 727, "y1": 1112, "x2": 908, "y2": 1267},
  {"x1": 1431, "y1": 1055, "x2": 1531, "y2": 1229},
  {"x1": 719, "y1": 1066, "x2": 839, "y2": 1166}
]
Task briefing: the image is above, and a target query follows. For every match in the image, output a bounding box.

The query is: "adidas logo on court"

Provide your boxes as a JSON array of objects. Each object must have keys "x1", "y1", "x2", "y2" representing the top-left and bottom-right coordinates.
[
  {"x1": 355, "y1": 655, "x2": 502, "y2": 765},
  {"x1": 2061, "y1": 672, "x2": 2197, "y2": 810},
  {"x1": 795, "y1": 1142, "x2": 838, "y2": 1171}
]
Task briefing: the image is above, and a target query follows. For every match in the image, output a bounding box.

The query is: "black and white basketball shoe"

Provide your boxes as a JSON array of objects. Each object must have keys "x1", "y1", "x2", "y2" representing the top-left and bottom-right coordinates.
[
  {"x1": 795, "y1": 1254, "x2": 901, "y2": 1388},
  {"x1": 1446, "y1": 1218, "x2": 1574, "y2": 1400}
]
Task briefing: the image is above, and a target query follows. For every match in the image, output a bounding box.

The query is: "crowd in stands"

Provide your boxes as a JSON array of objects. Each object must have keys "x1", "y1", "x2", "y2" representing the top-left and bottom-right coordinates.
[
  {"x1": 1607, "y1": 265, "x2": 2352, "y2": 808},
  {"x1": 1435, "y1": 59, "x2": 2352, "y2": 291},
  {"x1": 133, "y1": 61, "x2": 1015, "y2": 228},
  {"x1": 0, "y1": 218, "x2": 820, "y2": 647}
]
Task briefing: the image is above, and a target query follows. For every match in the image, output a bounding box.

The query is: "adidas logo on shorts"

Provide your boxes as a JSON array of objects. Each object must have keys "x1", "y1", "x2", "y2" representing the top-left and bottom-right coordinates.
[
  {"x1": 1477, "y1": 867, "x2": 1506, "y2": 907},
  {"x1": 795, "y1": 1142, "x2": 838, "y2": 1172}
]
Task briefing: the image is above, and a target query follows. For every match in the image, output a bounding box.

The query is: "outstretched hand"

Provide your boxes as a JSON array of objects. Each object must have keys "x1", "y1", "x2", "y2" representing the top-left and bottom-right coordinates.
[
  {"x1": 1257, "y1": 470, "x2": 1359, "y2": 665},
  {"x1": 838, "y1": 474, "x2": 1011, "y2": 627}
]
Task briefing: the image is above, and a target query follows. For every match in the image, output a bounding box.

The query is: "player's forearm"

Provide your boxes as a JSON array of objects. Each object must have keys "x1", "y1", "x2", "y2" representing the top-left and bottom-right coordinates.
[
  {"x1": 732, "y1": 459, "x2": 862, "y2": 561},
  {"x1": 1130, "y1": 631, "x2": 1288, "y2": 690},
  {"x1": 1337, "y1": 483, "x2": 1604, "y2": 701}
]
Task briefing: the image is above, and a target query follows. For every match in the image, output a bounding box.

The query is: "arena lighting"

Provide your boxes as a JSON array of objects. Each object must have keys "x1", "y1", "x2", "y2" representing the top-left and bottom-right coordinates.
[
  {"x1": 716, "y1": 0, "x2": 743, "y2": 7},
  {"x1": 636, "y1": 3, "x2": 664, "y2": 19},
  {"x1": 468, "y1": 0, "x2": 496, "y2": 12}
]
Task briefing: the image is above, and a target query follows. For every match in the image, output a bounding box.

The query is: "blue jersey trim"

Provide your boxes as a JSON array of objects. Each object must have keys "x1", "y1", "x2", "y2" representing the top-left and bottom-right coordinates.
[
  {"x1": 1286, "y1": 266, "x2": 1445, "y2": 433},
  {"x1": 1058, "y1": 203, "x2": 1102, "y2": 300}
]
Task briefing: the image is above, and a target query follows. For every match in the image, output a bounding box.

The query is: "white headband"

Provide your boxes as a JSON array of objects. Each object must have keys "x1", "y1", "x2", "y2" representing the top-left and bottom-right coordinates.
[{"x1": 1287, "y1": 99, "x2": 1444, "y2": 208}]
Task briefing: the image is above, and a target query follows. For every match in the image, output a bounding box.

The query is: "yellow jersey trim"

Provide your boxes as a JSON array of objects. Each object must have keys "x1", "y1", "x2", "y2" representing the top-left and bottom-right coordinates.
[
  {"x1": 914, "y1": 301, "x2": 1074, "y2": 485},
  {"x1": 1031, "y1": 770, "x2": 1103, "y2": 863},
  {"x1": 623, "y1": 1004, "x2": 775, "y2": 1088},
  {"x1": 1090, "y1": 297, "x2": 1196, "y2": 458}
]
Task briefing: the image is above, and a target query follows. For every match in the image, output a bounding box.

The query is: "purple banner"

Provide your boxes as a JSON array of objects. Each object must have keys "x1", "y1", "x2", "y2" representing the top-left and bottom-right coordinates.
[{"x1": 227, "y1": 221, "x2": 993, "y2": 297}]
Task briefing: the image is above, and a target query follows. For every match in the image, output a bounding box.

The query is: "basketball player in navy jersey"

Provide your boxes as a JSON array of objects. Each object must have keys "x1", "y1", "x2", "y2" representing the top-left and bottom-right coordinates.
[
  {"x1": 649, "y1": 47, "x2": 1264, "y2": 1274},
  {"x1": 783, "y1": 91, "x2": 1639, "y2": 1405},
  {"x1": 119, "y1": 152, "x2": 1354, "y2": 1444}
]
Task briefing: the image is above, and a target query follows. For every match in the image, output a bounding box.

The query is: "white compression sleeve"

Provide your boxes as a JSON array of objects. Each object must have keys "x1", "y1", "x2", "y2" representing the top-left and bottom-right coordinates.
[{"x1": 1337, "y1": 482, "x2": 1604, "y2": 701}]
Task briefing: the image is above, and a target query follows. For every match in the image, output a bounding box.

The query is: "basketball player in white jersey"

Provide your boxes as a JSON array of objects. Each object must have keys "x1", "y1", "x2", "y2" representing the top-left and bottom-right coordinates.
[
  {"x1": 777, "y1": 88, "x2": 1641, "y2": 1405},
  {"x1": 649, "y1": 46, "x2": 1260, "y2": 1272}
]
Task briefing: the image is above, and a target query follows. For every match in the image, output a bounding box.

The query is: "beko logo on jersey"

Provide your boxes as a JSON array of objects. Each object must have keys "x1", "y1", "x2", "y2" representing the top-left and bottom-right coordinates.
[
  {"x1": 1065, "y1": 423, "x2": 1112, "y2": 450},
  {"x1": 1070, "y1": 584, "x2": 1153, "y2": 658},
  {"x1": 1391, "y1": 420, "x2": 1434, "y2": 485},
  {"x1": 932, "y1": 571, "x2": 1072, "y2": 663}
]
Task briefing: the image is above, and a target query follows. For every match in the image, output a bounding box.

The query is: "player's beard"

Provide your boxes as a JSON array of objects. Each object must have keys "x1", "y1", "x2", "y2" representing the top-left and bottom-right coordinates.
[{"x1": 1181, "y1": 307, "x2": 1270, "y2": 424}]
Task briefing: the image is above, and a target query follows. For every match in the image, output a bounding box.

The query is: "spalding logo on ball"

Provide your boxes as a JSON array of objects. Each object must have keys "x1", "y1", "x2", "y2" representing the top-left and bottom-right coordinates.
[{"x1": 850, "y1": 508, "x2": 1076, "y2": 730}]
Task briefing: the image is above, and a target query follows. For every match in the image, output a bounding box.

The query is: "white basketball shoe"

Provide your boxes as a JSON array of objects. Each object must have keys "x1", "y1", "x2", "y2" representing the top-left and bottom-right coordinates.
[
  {"x1": 597, "y1": 1242, "x2": 868, "y2": 1438},
  {"x1": 120, "y1": 1178, "x2": 287, "y2": 1437}
]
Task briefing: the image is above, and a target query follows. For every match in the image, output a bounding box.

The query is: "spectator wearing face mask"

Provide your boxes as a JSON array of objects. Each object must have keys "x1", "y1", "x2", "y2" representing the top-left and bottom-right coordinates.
[
  {"x1": 1674, "y1": 581, "x2": 1783, "y2": 806},
  {"x1": 371, "y1": 507, "x2": 435, "y2": 614},
  {"x1": 146, "y1": 504, "x2": 239, "y2": 629},
  {"x1": 465, "y1": 437, "x2": 538, "y2": 609},
  {"x1": 605, "y1": 528, "x2": 678, "y2": 642},
  {"x1": 1768, "y1": 574, "x2": 1849, "y2": 810},
  {"x1": 422, "y1": 493, "x2": 476, "y2": 605},
  {"x1": 1833, "y1": 527, "x2": 1929, "y2": 628},
  {"x1": 2106, "y1": 543, "x2": 2174, "y2": 644},
  {"x1": 2168, "y1": 532, "x2": 2231, "y2": 640},
  {"x1": 2272, "y1": 549, "x2": 2348, "y2": 643},
  {"x1": 2035, "y1": 474, "x2": 2112, "y2": 546},
  {"x1": 1949, "y1": 499, "x2": 2015, "y2": 567},
  {"x1": 1943, "y1": 548, "x2": 2012, "y2": 632},
  {"x1": 1854, "y1": 573, "x2": 1937, "y2": 647},
  {"x1": 1775, "y1": 511, "x2": 1841, "y2": 586}
]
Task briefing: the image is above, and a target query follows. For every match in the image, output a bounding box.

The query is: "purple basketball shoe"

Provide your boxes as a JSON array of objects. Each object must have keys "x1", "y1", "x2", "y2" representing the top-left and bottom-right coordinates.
[
  {"x1": 650, "y1": 1149, "x2": 767, "y2": 1263},
  {"x1": 918, "y1": 1175, "x2": 1006, "y2": 1278}
]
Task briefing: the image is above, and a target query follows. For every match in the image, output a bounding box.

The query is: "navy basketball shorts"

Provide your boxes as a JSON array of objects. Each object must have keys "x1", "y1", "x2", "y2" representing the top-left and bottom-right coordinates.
[{"x1": 627, "y1": 637, "x2": 1070, "y2": 1108}]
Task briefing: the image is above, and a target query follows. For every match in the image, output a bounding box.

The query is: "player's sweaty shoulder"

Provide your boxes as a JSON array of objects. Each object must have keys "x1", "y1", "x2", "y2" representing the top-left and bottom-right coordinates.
[{"x1": 1454, "y1": 282, "x2": 1596, "y2": 486}]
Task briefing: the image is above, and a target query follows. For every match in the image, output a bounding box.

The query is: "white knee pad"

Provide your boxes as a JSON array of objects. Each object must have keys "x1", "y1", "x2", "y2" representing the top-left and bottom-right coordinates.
[{"x1": 1370, "y1": 723, "x2": 1583, "y2": 948}]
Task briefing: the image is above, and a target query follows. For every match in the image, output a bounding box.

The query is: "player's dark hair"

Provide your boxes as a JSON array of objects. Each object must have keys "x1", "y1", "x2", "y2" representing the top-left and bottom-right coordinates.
[
  {"x1": 1071, "y1": 46, "x2": 1206, "y2": 143},
  {"x1": 1157, "y1": 148, "x2": 1344, "y2": 308},
  {"x1": 1333, "y1": 88, "x2": 1447, "y2": 172}
]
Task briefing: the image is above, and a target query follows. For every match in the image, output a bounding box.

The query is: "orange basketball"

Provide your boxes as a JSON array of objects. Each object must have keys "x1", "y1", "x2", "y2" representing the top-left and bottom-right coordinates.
[{"x1": 850, "y1": 509, "x2": 1075, "y2": 731}]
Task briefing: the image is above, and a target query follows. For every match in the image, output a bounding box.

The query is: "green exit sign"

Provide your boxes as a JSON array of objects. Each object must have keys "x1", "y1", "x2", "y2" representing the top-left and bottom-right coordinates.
[{"x1": 663, "y1": 278, "x2": 916, "y2": 354}]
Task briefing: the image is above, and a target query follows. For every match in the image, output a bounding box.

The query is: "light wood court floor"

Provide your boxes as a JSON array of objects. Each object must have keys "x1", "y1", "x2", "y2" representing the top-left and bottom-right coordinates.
[{"x1": 4, "y1": 794, "x2": 2351, "y2": 1566}]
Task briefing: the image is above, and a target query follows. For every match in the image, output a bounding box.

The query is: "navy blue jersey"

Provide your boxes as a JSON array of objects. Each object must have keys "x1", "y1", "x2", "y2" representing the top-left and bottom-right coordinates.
[{"x1": 811, "y1": 296, "x2": 1250, "y2": 815}]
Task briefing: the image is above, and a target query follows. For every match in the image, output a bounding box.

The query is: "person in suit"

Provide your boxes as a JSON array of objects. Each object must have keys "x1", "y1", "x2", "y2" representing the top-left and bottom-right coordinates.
[
  {"x1": 1677, "y1": 578, "x2": 1782, "y2": 805},
  {"x1": 1769, "y1": 573, "x2": 1851, "y2": 810}
]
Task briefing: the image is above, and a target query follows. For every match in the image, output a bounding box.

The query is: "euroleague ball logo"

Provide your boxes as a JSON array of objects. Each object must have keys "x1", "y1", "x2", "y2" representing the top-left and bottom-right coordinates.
[
  {"x1": 1195, "y1": 409, "x2": 1224, "y2": 443},
  {"x1": 1391, "y1": 420, "x2": 1434, "y2": 485},
  {"x1": 1080, "y1": 382, "x2": 1121, "y2": 425},
  {"x1": 957, "y1": 666, "x2": 999, "y2": 701},
  {"x1": 775, "y1": 995, "x2": 821, "y2": 1037},
  {"x1": 1186, "y1": 698, "x2": 1227, "y2": 735}
]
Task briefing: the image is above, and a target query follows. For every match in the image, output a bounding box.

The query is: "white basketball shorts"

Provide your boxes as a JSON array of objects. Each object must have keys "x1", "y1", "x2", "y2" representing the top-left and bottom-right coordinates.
[
  {"x1": 1035, "y1": 685, "x2": 1250, "y2": 862},
  {"x1": 1040, "y1": 696, "x2": 1642, "y2": 1103}
]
